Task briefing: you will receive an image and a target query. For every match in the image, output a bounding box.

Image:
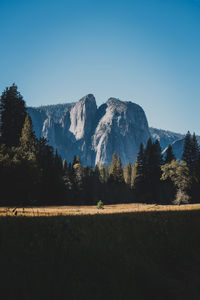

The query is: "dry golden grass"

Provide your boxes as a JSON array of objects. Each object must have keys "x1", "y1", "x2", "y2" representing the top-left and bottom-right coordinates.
[{"x1": 1, "y1": 202, "x2": 200, "y2": 217}]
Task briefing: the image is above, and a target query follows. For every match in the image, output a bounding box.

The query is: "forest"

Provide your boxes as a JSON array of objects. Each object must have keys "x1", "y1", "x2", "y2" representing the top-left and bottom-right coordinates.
[{"x1": 1, "y1": 84, "x2": 200, "y2": 206}]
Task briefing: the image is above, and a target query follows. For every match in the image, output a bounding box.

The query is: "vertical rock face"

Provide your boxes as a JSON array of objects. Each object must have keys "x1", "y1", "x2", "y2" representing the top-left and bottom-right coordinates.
[
  {"x1": 69, "y1": 94, "x2": 97, "y2": 141},
  {"x1": 28, "y1": 95, "x2": 151, "y2": 166},
  {"x1": 92, "y1": 98, "x2": 150, "y2": 166}
]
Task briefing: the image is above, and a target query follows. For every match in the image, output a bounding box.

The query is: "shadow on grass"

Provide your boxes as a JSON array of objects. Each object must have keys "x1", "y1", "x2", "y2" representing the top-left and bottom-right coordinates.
[{"x1": 1, "y1": 210, "x2": 200, "y2": 300}]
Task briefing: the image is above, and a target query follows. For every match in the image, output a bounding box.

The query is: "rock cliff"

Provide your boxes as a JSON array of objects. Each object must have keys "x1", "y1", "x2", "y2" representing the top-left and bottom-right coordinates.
[{"x1": 28, "y1": 95, "x2": 150, "y2": 166}]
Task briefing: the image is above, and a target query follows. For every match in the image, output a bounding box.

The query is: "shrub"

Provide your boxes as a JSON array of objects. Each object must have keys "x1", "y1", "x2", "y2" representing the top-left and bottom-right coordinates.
[{"x1": 97, "y1": 200, "x2": 104, "y2": 209}]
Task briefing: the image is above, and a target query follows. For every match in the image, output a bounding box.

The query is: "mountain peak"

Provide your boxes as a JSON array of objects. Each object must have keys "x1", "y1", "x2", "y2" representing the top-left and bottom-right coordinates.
[{"x1": 79, "y1": 94, "x2": 96, "y2": 104}]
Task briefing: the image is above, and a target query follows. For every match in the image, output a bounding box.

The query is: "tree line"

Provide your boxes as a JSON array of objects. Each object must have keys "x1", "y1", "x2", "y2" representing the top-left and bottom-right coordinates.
[{"x1": 0, "y1": 84, "x2": 200, "y2": 206}]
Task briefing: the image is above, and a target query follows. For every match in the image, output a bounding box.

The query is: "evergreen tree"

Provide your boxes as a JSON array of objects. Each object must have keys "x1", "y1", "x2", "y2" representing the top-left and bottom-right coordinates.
[
  {"x1": 151, "y1": 140, "x2": 163, "y2": 179},
  {"x1": 116, "y1": 156, "x2": 124, "y2": 183},
  {"x1": 109, "y1": 152, "x2": 118, "y2": 177},
  {"x1": 182, "y1": 131, "x2": 193, "y2": 168},
  {"x1": 165, "y1": 144, "x2": 176, "y2": 164},
  {"x1": 63, "y1": 159, "x2": 68, "y2": 172},
  {"x1": 54, "y1": 149, "x2": 63, "y2": 173},
  {"x1": 132, "y1": 144, "x2": 145, "y2": 191},
  {"x1": 20, "y1": 114, "x2": 36, "y2": 155},
  {"x1": 72, "y1": 155, "x2": 83, "y2": 195},
  {"x1": 191, "y1": 133, "x2": 199, "y2": 172},
  {"x1": 135, "y1": 139, "x2": 163, "y2": 203},
  {"x1": 99, "y1": 164, "x2": 109, "y2": 183},
  {"x1": 0, "y1": 84, "x2": 26, "y2": 146},
  {"x1": 109, "y1": 153, "x2": 124, "y2": 183},
  {"x1": 182, "y1": 131, "x2": 199, "y2": 173},
  {"x1": 144, "y1": 138, "x2": 153, "y2": 173},
  {"x1": 131, "y1": 161, "x2": 137, "y2": 189},
  {"x1": 124, "y1": 162, "x2": 132, "y2": 186}
]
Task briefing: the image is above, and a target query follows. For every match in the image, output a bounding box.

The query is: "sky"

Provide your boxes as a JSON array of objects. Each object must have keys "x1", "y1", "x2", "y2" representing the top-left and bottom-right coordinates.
[{"x1": 0, "y1": 0, "x2": 200, "y2": 134}]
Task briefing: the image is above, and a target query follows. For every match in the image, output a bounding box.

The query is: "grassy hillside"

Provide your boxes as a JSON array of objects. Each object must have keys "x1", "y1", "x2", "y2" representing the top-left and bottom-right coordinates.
[{"x1": 1, "y1": 209, "x2": 200, "y2": 299}]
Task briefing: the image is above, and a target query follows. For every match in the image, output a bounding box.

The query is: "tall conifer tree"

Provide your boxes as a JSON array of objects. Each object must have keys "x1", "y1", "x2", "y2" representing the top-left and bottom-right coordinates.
[
  {"x1": 124, "y1": 162, "x2": 132, "y2": 186},
  {"x1": 20, "y1": 114, "x2": 36, "y2": 154},
  {"x1": 0, "y1": 84, "x2": 26, "y2": 146},
  {"x1": 132, "y1": 143, "x2": 145, "y2": 191},
  {"x1": 182, "y1": 131, "x2": 193, "y2": 168},
  {"x1": 165, "y1": 144, "x2": 176, "y2": 164},
  {"x1": 116, "y1": 156, "x2": 124, "y2": 183}
]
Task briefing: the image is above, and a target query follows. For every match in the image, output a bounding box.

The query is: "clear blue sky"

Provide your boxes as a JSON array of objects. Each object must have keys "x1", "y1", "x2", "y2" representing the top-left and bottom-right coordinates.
[{"x1": 0, "y1": 0, "x2": 200, "y2": 134}]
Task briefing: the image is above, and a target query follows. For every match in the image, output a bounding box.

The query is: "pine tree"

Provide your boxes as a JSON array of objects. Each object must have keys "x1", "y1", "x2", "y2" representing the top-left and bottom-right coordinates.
[
  {"x1": 132, "y1": 143, "x2": 145, "y2": 191},
  {"x1": 165, "y1": 144, "x2": 176, "y2": 164},
  {"x1": 143, "y1": 138, "x2": 153, "y2": 180},
  {"x1": 136, "y1": 139, "x2": 163, "y2": 203},
  {"x1": 124, "y1": 162, "x2": 132, "y2": 186},
  {"x1": 116, "y1": 156, "x2": 124, "y2": 183},
  {"x1": 151, "y1": 140, "x2": 163, "y2": 179},
  {"x1": 99, "y1": 164, "x2": 109, "y2": 183},
  {"x1": 191, "y1": 133, "x2": 199, "y2": 172},
  {"x1": 0, "y1": 84, "x2": 27, "y2": 146},
  {"x1": 55, "y1": 149, "x2": 63, "y2": 173},
  {"x1": 131, "y1": 159, "x2": 138, "y2": 189},
  {"x1": 72, "y1": 155, "x2": 83, "y2": 191},
  {"x1": 182, "y1": 131, "x2": 193, "y2": 168},
  {"x1": 20, "y1": 114, "x2": 36, "y2": 155},
  {"x1": 109, "y1": 153, "x2": 124, "y2": 183},
  {"x1": 109, "y1": 152, "x2": 118, "y2": 177},
  {"x1": 63, "y1": 159, "x2": 68, "y2": 172}
]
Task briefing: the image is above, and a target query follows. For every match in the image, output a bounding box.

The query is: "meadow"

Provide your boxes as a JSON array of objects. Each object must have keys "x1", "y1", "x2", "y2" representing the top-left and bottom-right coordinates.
[{"x1": 0, "y1": 204, "x2": 200, "y2": 299}]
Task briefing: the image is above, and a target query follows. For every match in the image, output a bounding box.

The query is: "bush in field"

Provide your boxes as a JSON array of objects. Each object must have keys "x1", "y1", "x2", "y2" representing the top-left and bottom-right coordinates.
[{"x1": 97, "y1": 200, "x2": 104, "y2": 209}]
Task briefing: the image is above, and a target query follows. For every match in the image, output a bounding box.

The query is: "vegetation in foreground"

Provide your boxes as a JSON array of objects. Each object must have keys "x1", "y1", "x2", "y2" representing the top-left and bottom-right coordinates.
[
  {"x1": 1, "y1": 84, "x2": 200, "y2": 206},
  {"x1": 1, "y1": 210, "x2": 200, "y2": 300}
]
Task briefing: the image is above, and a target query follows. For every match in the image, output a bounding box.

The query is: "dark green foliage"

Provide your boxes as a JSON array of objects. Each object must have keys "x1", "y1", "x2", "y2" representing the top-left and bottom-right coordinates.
[
  {"x1": 191, "y1": 133, "x2": 199, "y2": 171},
  {"x1": 133, "y1": 139, "x2": 163, "y2": 203},
  {"x1": 182, "y1": 131, "x2": 195, "y2": 170},
  {"x1": 107, "y1": 153, "x2": 127, "y2": 203},
  {"x1": 0, "y1": 84, "x2": 27, "y2": 147},
  {"x1": 63, "y1": 159, "x2": 67, "y2": 171},
  {"x1": 131, "y1": 143, "x2": 145, "y2": 191},
  {"x1": 109, "y1": 153, "x2": 124, "y2": 184},
  {"x1": 181, "y1": 132, "x2": 200, "y2": 203},
  {"x1": 116, "y1": 156, "x2": 124, "y2": 184},
  {"x1": 109, "y1": 152, "x2": 118, "y2": 177},
  {"x1": 161, "y1": 160, "x2": 191, "y2": 204},
  {"x1": 165, "y1": 144, "x2": 176, "y2": 164}
]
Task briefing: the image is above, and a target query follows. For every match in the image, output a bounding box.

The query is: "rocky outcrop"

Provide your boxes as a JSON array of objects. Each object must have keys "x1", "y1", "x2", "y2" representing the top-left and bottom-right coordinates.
[
  {"x1": 92, "y1": 98, "x2": 150, "y2": 166},
  {"x1": 69, "y1": 94, "x2": 97, "y2": 141},
  {"x1": 28, "y1": 95, "x2": 150, "y2": 166}
]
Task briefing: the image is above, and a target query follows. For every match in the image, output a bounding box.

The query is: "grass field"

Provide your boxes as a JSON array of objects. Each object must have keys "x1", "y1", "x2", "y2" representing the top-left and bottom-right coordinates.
[
  {"x1": 1, "y1": 203, "x2": 200, "y2": 216},
  {"x1": 1, "y1": 204, "x2": 200, "y2": 299}
]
